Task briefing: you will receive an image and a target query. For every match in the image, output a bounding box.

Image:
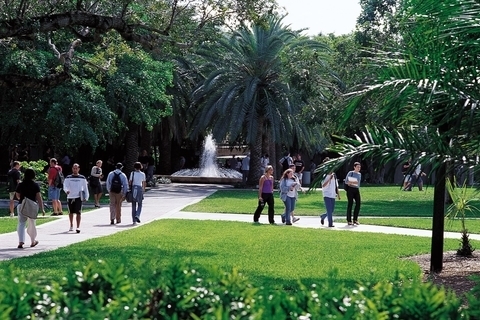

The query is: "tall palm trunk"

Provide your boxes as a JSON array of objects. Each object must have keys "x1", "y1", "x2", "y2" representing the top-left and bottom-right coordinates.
[
  {"x1": 247, "y1": 116, "x2": 264, "y2": 185},
  {"x1": 430, "y1": 161, "x2": 446, "y2": 272}
]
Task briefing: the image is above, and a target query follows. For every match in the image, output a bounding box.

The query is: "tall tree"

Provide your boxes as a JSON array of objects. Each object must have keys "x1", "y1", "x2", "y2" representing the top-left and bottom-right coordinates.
[
  {"x1": 316, "y1": 0, "x2": 480, "y2": 272},
  {"x1": 192, "y1": 16, "x2": 332, "y2": 183}
]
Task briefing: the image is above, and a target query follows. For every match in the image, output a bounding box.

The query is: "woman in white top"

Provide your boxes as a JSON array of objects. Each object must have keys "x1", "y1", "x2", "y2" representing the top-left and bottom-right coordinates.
[
  {"x1": 90, "y1": 160, "x2": 103, "y2": 207},
  {"x1": 129, "y1": 162, "x2": 146, "y2": 225},
  {"x1": 279, "y1": 169, "x2": 302, "y2": 225},
  {"x1": 320, "y1": 157, "x2": 340, "y2": 227}
]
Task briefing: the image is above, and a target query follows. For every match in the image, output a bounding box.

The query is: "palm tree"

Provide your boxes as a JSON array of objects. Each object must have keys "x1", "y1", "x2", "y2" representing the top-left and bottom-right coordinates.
[
  {"x1": 316, "y1": 0, "x2": 480, "y2": 272},
  {"x1": 192, "y1": 15, "x2": 331, "y2": 183}
]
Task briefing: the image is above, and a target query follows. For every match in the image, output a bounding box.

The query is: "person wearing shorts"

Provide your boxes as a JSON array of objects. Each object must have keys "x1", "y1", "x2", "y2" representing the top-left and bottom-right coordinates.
[
  {"x1": 63, "y1": 164, "x2": 89, "y2": 233},
  {"x1": 7, "y1": 161, "x2": 21, "y2": 217},
  {"x1": 48, "y1": 158, "x2": 63, "y2": 215}
]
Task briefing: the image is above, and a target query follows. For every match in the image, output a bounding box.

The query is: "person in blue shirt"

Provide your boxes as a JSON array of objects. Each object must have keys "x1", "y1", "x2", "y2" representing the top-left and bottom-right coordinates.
[{"x1": 345, "y1": 162, "x2": 362, "y2": 226}]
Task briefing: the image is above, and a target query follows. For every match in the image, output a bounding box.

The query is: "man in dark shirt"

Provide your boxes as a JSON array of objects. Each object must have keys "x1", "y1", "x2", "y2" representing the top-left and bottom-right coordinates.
[
  {"x1": 7, "y1": 161, "x2": 21, "y2": 217},
  {"x1": 294, "y1": 154, "x2": 305, "y2": 182}
]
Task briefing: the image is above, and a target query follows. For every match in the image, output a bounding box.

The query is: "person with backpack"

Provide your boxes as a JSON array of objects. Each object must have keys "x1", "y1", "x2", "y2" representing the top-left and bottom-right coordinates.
[
  {"x1": 106, "y1": 163, "x2": 129, "y2": 225},
  {"x1": 279, "y1": 152, "x2": 293, "y2": 176},
  {"x1": 48, "y1": 158, "x2": 64, "y2": 216},
  {"x1": 7, "y1": 161, "x2": 21, "y2": 217}
]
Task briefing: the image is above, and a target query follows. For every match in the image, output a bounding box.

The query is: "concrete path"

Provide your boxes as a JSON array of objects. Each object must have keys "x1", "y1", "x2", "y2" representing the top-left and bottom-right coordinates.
[{"x1": 1, "y1": 183, "x2": 478, "y2": 261}]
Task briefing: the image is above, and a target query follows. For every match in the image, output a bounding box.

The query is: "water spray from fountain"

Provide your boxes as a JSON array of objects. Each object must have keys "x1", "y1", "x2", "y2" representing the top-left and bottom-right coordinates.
[{"x1": 172, "y1": 134, "x2": 242, "y2": 179}]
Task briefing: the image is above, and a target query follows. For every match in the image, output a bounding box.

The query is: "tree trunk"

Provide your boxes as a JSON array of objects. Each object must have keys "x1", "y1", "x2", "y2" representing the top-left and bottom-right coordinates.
[
  {"x1": 158, "y1": 118, "x2": 172, "y2": 174},
  {"x1": 247, "y1": 117, "x2": 264, "y2": 186},
  {"x1": 430, "y1": 161, "x2": 446, "y2": 273},
  {"x1": 140, "y1": 126, "x2": 152, "y2": 155},
  {"x1": 124, "y1": 123, "x2": 139, "y2": 177}
]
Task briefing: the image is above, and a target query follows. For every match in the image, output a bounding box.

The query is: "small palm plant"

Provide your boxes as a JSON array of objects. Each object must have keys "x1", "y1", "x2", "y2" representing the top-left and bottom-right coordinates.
[{"x1": 445, "y1": 178, "x2": 479, "y2": 256}]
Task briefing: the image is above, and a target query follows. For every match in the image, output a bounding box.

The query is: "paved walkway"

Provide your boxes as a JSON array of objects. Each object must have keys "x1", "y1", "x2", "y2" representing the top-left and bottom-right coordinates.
[{"x1": 1, "y1": 183, "x2": 478, "y2": 261}]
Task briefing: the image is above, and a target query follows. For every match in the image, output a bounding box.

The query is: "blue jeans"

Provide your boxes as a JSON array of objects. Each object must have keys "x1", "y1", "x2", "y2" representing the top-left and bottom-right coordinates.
[
  {"x1": 321, "y1": 197, "x2": 336, "y2": 227},
  {"x1": 283, "y1": 196, "x2": 296, "y2": 224},
  {"x1": 131, "y1": 186, "x2": 144, "y2": 221}
]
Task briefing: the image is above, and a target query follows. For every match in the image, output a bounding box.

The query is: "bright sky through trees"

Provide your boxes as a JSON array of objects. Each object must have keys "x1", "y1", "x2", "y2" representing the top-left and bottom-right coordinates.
[{"x1": 276, "y1": 0, "x2": 361, "y2": 35}]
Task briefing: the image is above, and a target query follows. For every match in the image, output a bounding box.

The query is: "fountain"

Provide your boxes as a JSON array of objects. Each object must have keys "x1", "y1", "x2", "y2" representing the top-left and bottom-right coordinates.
[{"x1": 170, "y1": 134, "x2": 243, "y2": 184}]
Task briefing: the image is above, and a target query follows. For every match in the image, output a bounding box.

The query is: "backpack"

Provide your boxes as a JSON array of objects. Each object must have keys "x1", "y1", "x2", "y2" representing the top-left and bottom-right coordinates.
[
  {"x1": 54, "y1": 167, "x2": 65, "y2": 188},
  {"x1": 110, "y1": 172, "x2": 122, "y2": 193}
]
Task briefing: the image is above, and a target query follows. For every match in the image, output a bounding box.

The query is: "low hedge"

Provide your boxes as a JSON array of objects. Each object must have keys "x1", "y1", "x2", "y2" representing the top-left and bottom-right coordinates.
[{"x1": 0, "y1": 259, "x2": 477, "y2": 319}]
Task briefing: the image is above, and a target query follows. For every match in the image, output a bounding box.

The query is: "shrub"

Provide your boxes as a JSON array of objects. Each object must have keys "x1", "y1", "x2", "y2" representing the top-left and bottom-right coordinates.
[{"x1": 0, "y1": 260, "x2": 473, "y2": 319}]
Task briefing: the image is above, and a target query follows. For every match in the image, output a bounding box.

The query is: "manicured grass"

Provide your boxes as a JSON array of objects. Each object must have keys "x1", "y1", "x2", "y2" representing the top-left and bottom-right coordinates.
[
  {"x1": 0, "y1": 216, "x2": 56, "y2": 234},
  {"x1": 183, "y1": 186, "x2": 480, "y2": 233},
  {"x1": 183, "y1": 186, "x2": 452, "y2": 217},
  {"x1": 0, "y1": 219, "x2": 469, "y2": 290},
  {"x1": 337, "y1": 217, "x2": 480, "y2": 234}
]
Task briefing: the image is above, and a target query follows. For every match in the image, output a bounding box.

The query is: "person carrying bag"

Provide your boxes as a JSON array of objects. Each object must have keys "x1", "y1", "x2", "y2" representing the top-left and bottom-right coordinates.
[{"x1": 15, "y1": 168, "x2": 45, "y2": 249}]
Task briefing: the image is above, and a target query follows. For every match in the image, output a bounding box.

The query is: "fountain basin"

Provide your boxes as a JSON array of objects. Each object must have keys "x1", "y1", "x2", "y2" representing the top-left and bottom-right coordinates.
[{"x1": 167, "y1": 175, "x2": 242, "y2": 185}]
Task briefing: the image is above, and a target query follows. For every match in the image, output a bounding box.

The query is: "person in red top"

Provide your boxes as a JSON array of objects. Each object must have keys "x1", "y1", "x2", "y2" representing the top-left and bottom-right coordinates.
[{"x1": 48, "y1": 158, "x2": 63, "y2": 215}]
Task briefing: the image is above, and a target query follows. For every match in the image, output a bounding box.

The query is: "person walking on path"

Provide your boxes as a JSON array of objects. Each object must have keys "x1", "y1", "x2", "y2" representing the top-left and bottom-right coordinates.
[
  {"x1": 345, "y1": 162, "x2": 362, "y2": 226},
  {"x1": 106, "y1": 163, "x2": 128, "y2": 225},
  {"x1": 279, "y1": 168, "x2": 303, "y2": 225},
  {"x1": 320, "y1": 158, "x2": 340, "y2": 228},
  {"x1": 7, "y1": 161, "x2": 21, "y2": 217},
  {"x1": 253, "y1": 165, "x2": 276, "y2": 224},
  {"x1": 64, "y1": 163, "x2": 89, "y2": 233},
  {"x1": 48, "y1": 158, "x2": 63, "y2": 216},
  {"x1": 15, "y1": 168, "x2": 45, "y2": 249},
  {"x1": 90, "y1": 160, "x2": 104, "y2": 207},
  {"x1": 129, "y1": 162, "x2": 146, "y2": 225}
]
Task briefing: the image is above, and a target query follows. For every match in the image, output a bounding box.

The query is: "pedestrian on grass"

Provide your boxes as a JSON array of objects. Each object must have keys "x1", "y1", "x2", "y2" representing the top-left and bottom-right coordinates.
[
  {"x1": 407, "y1": 163, "x2": 427, "y2": 191},
  {"x1": 253, "y1": 165, "x2": 275, "y2": 224},
  {"x1": 64, "y1": 163, "x2": 89, "y2": 233},
  {"x1": 345, "y1": 162, "x2": 362, "y2": 226},
  {"x1": 320, "y1": 157, "x2": 340, "y2": 228},
  {"x1": 402, "y1": 158, "x2": 412, "y2": 190},
  {"x1": 129, "y1": 162, "x2": 146, "y2": 225},
  {"x1": 15, "y1": 168, "x2": 44, "y2": 249}
]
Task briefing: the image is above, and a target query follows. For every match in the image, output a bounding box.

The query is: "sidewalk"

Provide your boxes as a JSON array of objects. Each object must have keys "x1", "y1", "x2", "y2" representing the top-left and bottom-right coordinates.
[{"x1": 1, "y1": 183, "x2": 478, "y2": 261}]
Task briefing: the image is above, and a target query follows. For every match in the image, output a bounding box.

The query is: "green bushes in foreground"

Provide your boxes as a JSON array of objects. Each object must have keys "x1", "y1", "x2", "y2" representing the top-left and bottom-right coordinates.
[{"x1": 0, "y1": 259, "x2": 476, "y2": 319}]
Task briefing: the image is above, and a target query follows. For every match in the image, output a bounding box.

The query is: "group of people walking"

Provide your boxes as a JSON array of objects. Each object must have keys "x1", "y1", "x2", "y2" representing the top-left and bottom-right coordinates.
[
  {"x1": 8, "y1": 158, "x2": 146, "y2": 249},
  {"x1": 252, "y1": 159, "x2": 362, "y2": 227}
]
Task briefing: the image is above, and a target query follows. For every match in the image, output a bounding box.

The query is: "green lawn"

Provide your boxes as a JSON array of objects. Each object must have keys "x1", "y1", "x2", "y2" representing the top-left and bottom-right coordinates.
[
  {"x1": 0, "y1": 216, "x2": 56, "y2": 233},
  {"x1": 1, "y1": 185, "x2": 477, "y2": 292},
  {"x1": 0, "y1": 219, "x2": 468, "y2": 290}
]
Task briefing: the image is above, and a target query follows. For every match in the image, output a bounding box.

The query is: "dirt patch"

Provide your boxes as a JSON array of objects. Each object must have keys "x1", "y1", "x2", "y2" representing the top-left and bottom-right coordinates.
[{"x1": 407, "y1": 251, "x2": 480, "y2": 298}]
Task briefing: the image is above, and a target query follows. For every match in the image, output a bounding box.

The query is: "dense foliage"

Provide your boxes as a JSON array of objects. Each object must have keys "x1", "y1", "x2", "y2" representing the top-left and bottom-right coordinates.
[{"x1": 0, "y1": 259, "x2": 473, "y2": 319}]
